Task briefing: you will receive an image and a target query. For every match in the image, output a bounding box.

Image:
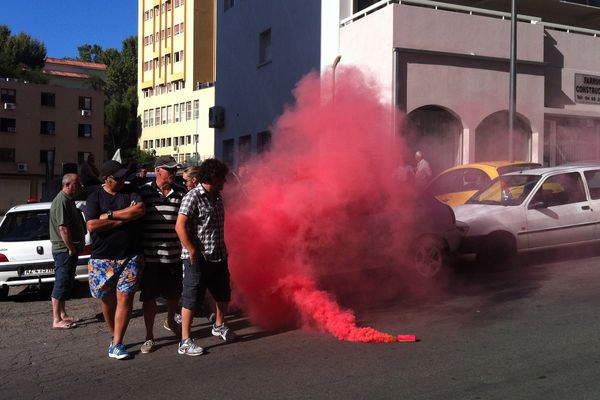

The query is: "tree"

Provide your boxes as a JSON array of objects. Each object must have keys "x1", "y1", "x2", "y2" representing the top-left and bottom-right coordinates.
[
  {"x1": 0, "y1": 24, "x2": 47, "y2": 83},
  {"x1": 77, "y1": 36, "x2": 139, "y2": 157},
  {"x1": 77, "y1": 44, "x2": 104, "y2": 63}
]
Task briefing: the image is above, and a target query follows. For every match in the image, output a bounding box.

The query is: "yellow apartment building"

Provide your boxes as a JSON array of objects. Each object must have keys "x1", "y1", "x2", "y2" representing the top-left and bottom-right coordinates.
[
  {"x1": 0, "y1": 59, "x2": 105, "y2": 212},
  {"x1": 137, "y1": 0, "x2": 216, "y2": 165}
]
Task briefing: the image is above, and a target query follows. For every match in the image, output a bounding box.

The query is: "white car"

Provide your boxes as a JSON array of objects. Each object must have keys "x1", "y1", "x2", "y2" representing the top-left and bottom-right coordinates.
[
  {"x1": 0, "y1": 201, "x2": 91, "y2": 300},
  {"x1": 454, "y1": 163, "x2": 600, "y2": 261}
]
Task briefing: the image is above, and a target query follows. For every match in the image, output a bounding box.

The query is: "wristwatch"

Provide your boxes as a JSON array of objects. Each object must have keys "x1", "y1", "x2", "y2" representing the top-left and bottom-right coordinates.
[{"x1": 107, "y1": 210, "x2": 113, "y2": 220}]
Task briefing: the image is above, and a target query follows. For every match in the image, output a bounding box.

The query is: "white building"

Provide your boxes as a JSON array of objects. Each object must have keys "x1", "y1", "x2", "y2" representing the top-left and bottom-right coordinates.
[
  {"x1": 137, "y1": 0, "x2": 216, "y2": 165},
  {"x1": 215, "y1": 0, "x2": 600, "y2": 175}
]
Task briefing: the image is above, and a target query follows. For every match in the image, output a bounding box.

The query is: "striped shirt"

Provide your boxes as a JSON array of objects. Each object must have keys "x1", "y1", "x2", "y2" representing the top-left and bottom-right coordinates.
[
  {"x1": 178, "y1": 184, "x2": 227, "y2": 262},
  {"x1": 139, "y1": 182, "x2": 187, "y2": 264}
]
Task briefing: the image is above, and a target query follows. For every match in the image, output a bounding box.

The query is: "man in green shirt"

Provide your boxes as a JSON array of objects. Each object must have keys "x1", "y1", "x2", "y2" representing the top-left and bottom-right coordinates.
[{"x1": 49, "y1": 173, "x2": 86, "y2": 329}]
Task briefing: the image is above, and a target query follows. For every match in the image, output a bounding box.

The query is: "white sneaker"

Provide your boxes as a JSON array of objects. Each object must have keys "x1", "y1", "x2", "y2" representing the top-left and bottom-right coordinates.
[
  {"x1": 211, "y1": 323, "x2": 237, "y2": 342},
  {"x1": 178, "y1": 338, "x2": 204, "y2": 356}
]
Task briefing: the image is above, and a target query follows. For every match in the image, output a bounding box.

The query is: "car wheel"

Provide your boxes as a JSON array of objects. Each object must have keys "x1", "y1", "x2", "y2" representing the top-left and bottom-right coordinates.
[
  {"x1": 413, "y1": 235, "x2": 448, "y2": 278},
  {"x1": 0, "y1": 285, "x2": 8, "y2": 301},
  {"x1": 476, "y1": 232, "x2": 516, "y2": 265}
]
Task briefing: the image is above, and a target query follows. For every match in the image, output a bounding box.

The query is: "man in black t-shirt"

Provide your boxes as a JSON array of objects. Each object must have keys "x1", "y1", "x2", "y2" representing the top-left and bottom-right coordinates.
[{"x1": 84, "y1": 160, "x2": 145, "y2": 360}]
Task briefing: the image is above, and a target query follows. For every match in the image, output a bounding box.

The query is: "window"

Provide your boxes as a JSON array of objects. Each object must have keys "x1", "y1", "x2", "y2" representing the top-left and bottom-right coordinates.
[
  {"x1": 223, "y1": 139, "x2": 234, "y2": 167},
  {"x1": 0, "y1": 148, "x2": 16, "y2": 162},
  {"x1": 175, "y1": 137, "x2": 179, "y2": 146},
  {"x1": 224, "y1": 0, "x2": 235, "y2": 11},
  {"x1": 167, "y1": 27, "x2": 171, "y2": 38},
  {"x1": 155, "y1": 107, "x2": 161, "y2": 126},
  {"x1": 1, "y1": 88, "x2": 16, "y2": 103},
  {"x1": 175, "y1": 24, "x2": 180, "y2": 35},
  {"x1": 186, "y1": 135, "x2": 192, "y2": 144},
  {"x1": 531, "y1": 173, "x2": 587, "y2": 207},
  {"x1": 78, "y1": 152, "x2": 93, "y2": 164},
  {"x1": 179, "y1": 102, "x2": 185, "y2": 122},
  {"x1": 40, "y1": 150, "x2": 51, "y2": 163},
  {"x1": 149, "y1": 109, "x2": 154, "y2": 126},
  {"x1": 585, "y1": 170, "x2": 600, "y2": 199},
  {"x1": 79, "y1": 96, "x2": 92, "y2": 110},
  {"x1": 174, "y1": 104, "x2": 179, "y2": 122},
  {"x1": 78, "y1": 124, "x2": 92, "y2": 138},
  {"x1": 161, "y1": 106, "x2": 167, "y2": 124},
  {"x1": 155, "y1": 139, "x2": 160, "y2": 148},
  {"x1": 257, "y1": 131, "x2": 272, "y2": 153},
  {"x1": 186, "y1": 101, "x2": 192, "y2": 121},
  {"x1": 167, "y1": 138, "x2": 172, "y2": 147},
  {"x1": 0, "y1": 118, "x2": 16, "y2": 132},
  {"x1": 167, "y1": 105, "x2": 172, "y2": 124},
  {"x1": 175, "y1": 0, "x2": 180, "y2": 7},
  {"x1": 41, "y1": 92, "x2": 56, "y2": 107},
  {"x1": 143, "y1": 110, "x2": 149, "y2": 128},
  {"x1": 161, "y1": 138, "x2": 166, "y2": 147},
  {"x1": 239, "y1": 135, "x2": 252, "y2": 163},
  {"x1": 193, "y1": 100, "x2": 199, "y2": 120},
  {"x1": 259, "y1": 28, "x2": 272, "y2": 65},
  {"x1": 40, "y1": 121, "x2": 56, "y2": 135}
]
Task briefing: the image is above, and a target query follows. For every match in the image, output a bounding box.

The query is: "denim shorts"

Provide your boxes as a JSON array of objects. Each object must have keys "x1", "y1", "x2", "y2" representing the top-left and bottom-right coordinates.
[
  {"x1": 88, "y1": 255, "x2": 143, "y2": 299},
  {"x1": 181, "y1": 258, "x2": 231, "y2": 310},
  {"x1": 51, "y1": 251, "x2": 78, "y2": 301}
]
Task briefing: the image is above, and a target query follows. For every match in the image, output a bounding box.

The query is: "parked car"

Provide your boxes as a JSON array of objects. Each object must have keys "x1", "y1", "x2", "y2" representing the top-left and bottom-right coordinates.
[
  {"x1": 454, "y1": 163, "x2": 600, "y2": 261},
  {"x1": 0, "y1": 201, "x2": 91, "y2": 300},
  {"x1": 426, "y1": 161, "x2": 541, "y2": 207}
]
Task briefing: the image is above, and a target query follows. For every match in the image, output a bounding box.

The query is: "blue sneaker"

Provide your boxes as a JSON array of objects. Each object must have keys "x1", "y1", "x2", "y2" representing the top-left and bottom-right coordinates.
[{"x1": 109, "y1": 343, "x2": 130, "y2": 360}]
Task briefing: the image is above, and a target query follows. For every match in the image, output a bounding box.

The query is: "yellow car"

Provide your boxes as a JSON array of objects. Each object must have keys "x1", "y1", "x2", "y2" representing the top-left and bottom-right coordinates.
[{"x1": 426, "y1": 161, "x2": 541, "y2": 207}]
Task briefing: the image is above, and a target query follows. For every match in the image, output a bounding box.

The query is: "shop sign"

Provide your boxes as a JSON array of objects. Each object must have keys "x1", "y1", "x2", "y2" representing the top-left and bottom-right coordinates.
[{"x1": 575, "y1": 73, "x2": 600, "y2": 105}]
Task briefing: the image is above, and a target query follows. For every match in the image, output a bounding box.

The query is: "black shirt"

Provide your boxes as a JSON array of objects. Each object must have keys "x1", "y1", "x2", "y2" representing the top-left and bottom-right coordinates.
[{"x1": 83, "y1": 185, "x2": 143, "y2": 259}]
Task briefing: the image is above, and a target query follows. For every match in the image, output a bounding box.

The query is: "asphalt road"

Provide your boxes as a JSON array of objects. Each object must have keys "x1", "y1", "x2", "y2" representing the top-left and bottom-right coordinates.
[{"x1": 1, "y1": 247, "x2": 600, "y2": 400}]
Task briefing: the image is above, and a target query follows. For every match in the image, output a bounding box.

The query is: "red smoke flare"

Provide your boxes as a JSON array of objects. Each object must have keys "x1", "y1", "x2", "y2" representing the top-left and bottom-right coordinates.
[{"x1": 226, "y1": 67, "x2": 417, "y2": 343}]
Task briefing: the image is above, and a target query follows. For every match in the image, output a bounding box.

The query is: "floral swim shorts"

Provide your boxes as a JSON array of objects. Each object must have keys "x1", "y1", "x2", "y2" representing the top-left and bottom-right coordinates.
[{"x1": 88, "y1": 255, "x2": 144, "y2": 299}]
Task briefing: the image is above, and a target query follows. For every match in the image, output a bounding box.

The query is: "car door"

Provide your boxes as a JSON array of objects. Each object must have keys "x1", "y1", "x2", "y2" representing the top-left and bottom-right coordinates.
[
  {"x1": 525, "y1": 172, "x2": 595, "y2": 249},
  {"x1": 582, "y1": 168, "x2": 600, "y2": 240}
]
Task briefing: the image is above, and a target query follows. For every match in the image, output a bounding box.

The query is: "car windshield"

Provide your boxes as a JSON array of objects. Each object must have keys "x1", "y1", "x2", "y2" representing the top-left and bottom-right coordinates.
[
  {"x1": 467, "y1": 174, "x2": 540, "y2": 206},
  {"x1": 0, "y1": 210, "x2": 50, "y2": 242}
]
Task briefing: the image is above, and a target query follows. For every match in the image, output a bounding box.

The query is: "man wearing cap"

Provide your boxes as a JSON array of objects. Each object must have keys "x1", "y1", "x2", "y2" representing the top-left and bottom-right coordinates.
[
  {"x1": 138, "y1": 156, "x2": 187, "y2": 354},
  {"x1": 83, "y1": 160, "x2": 146, "y2": 360}
]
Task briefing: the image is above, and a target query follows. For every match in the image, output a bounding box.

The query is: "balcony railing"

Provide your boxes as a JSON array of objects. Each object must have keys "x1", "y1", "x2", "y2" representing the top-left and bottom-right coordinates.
[{"x1": 340, "y1": 0, "x2": 600, "y2": 37}]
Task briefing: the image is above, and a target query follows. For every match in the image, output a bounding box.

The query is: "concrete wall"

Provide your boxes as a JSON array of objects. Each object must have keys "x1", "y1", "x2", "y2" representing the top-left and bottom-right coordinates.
[{"x1": 215, "y1": 0, "x2": 322, "y2": 165}]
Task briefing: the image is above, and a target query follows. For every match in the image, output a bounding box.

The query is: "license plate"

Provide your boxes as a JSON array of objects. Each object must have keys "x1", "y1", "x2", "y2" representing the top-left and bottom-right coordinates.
[{"x1": 21, "y1": 267, "x2": 55, "y2": 276}]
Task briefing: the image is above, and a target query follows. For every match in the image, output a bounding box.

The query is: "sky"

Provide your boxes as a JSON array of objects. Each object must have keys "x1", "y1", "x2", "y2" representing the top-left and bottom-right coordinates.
[{"x1": 1, "y1": 1, "x2": 137, "y2": 59}]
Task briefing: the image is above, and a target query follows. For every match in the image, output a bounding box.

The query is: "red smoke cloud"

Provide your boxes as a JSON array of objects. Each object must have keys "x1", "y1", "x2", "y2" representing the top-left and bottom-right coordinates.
[{"x1": 226, "y1": 67, "x2": 417, "y2": 342}]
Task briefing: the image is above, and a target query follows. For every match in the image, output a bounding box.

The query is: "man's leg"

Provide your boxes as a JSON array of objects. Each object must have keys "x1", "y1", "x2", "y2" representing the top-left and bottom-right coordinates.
[
  {"x1": 142, "y1": 299, "x2": 157, "y2": 340},
  {"x1": 181, "y1": 306, "x2": 194, "y2": 340},
  {"x1": 51, "y1": 298, "x2": 63, "y2": 326},
  {"x1": 166, "y1": 298, "x2": 180, "y2": 332},
  {"x1": 113, "y1": 292, "x2": 134, "y2": 345},
  {"x1": 101, "y1": 293, "x2": 117, "y2": 338},
  {"x1": 215, "y1": 301, "x2": 229, "y2": 326}
]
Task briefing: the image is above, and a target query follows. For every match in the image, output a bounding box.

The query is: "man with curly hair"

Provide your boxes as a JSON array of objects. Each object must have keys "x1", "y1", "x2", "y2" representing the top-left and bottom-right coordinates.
[{"x1": 175, "y1": 158, "x2": 236, "y2": 356}]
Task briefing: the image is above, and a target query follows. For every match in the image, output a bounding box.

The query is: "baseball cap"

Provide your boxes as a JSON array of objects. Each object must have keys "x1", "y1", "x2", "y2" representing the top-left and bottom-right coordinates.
[
  {"x1": 101, "y1": 160, "x2": 129, "y2": 179},
  {"x1": 155, "y1": 155, "x2": 179, "y2": 169}
]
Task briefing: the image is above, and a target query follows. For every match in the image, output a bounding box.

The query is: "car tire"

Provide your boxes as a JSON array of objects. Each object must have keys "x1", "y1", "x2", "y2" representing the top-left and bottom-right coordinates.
[
  {"x1": 412, "y1": 235, "x2": 449, "y2": 278},
  {"x1": 476, "y1": 232, "x2": 516, "y2": 265},
  {"x1": 0, "y1": 285, "x2": 8, "y2": 301}
]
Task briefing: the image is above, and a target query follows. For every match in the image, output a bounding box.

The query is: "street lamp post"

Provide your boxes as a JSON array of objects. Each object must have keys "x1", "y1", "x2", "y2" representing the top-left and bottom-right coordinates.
[
  {"x1": 508, "y1": 0, "x2": 517, "y2": 160},
  {"x1": 332, "y1": 55, "x2": 342, "y2": 103}
]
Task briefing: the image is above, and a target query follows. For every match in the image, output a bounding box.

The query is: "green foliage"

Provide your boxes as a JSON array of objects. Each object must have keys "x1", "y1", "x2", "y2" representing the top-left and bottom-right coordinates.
[
  {"x1": 123, "y1": 148, "x2": 156, "y2": 166},
  {"x1": 0, "y1": 25, "x2": 47, "y2": 83},
  {"x1": 76, "y1": 36, "x2": 139, "y2": 157}
]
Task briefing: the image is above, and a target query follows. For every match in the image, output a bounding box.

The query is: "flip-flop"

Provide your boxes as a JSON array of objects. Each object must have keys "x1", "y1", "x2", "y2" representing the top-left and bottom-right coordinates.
[
  {"x1": 61, "y1": 316, "x2": 80, "y2": 324},
  {"x1": 52, "y1": 321, "x2": 76, "y2": 330}
]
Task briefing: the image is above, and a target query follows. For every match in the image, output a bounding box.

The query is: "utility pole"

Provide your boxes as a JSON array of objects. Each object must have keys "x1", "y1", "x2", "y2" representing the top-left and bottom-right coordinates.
[{"x1": 508, "y1": 0, "x2": 517, "y2": 160}]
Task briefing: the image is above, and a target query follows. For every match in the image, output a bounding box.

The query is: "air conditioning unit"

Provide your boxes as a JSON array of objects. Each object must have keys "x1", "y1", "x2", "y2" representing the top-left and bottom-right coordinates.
[
  {"x1": 4, "y1": 103, "x2": 16, "y2": 110},
  {"x1": 17, "y1": 163, "x2": 28, "y2": 172},
  {"x1": 81, "y1": 109, "x2": 92, "y2": 117}
]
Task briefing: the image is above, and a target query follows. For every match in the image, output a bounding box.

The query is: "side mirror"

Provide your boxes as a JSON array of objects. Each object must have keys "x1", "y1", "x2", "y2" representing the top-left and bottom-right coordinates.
[{"x1": 529, "y1": 201, "x2": 546, "y2": 210}]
